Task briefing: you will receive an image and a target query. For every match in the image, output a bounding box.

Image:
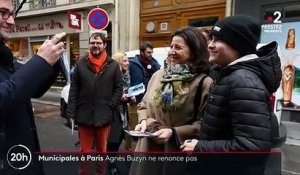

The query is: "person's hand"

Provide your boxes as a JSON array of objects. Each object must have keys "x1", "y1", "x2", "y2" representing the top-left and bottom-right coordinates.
[
  {"x1": 37, "y1": 32, "x2": 66, "y2": 66},
  {"x1": 130, "y1": 96, "x2": 136, "y2": 103},
  {"x1": 152, "y1": 128, "x2": 173, "y2": 144},
  {"x1": 180, "y1": 139, "x2": 198, "y2": 151},
  {"x1": 134, "y1": 119, "x2": 147, "y2": 132},
  {"x1": 69, "y1": 117, "x2": 75, "y2": 125},
  {"x1": 121, "y1": 94, "x2": 129, "y2": 101}
]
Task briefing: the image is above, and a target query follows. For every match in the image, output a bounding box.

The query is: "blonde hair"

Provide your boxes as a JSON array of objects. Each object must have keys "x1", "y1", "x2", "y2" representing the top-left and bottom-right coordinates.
[{"x1": 112, "y1": 51, "x2": 126, "y2": 63}]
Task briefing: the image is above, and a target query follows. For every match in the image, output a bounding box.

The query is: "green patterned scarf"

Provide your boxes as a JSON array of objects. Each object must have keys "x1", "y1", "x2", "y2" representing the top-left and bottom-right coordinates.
[{"x1": 153, "y1": 62, "x2": 195, "y2": 111}]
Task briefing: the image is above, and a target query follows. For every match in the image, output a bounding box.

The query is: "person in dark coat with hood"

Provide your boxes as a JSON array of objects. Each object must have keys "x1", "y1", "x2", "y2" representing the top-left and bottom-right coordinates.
[
  {"x1": 0, "y1": 1, "x2": 66, "y2": 174},
  {"x1": 181, "y1": 15, "x2": 282, "y2": 175}
]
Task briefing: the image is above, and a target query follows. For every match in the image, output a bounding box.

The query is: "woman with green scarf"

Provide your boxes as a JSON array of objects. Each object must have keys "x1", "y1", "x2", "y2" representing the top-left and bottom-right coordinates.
[{"x1": 129, "y1": 27, "x2": 212, "y2": 175}]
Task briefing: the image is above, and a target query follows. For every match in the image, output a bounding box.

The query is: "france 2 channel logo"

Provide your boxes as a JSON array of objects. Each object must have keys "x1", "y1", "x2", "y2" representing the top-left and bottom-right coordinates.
[{"x1": 266, "y1": 11, "x2": 282, "y2": 24}]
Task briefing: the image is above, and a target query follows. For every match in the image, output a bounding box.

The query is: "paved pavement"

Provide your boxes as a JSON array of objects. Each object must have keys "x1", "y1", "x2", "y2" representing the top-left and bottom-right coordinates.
[
  {"x1": 284, "y1": 121, "x2": 300, "y2": 147},
  {"x1": 31, "y1": 86, "x2": 61, "y2": 106}
]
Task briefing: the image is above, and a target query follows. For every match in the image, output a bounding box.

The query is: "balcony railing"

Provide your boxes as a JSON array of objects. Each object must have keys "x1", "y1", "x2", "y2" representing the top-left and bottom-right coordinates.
[{"x1": 30, "y1": 0, "x2": 56, "y2": 9}]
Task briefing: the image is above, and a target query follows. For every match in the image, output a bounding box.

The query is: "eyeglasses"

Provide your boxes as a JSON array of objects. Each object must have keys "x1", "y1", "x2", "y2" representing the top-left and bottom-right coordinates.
[
  {"x1": 0, "y1": 10, "x2": 16, "y2": 20},
  {"x1": 89, "y1": 42, "x2": 103, "y2": 46}
]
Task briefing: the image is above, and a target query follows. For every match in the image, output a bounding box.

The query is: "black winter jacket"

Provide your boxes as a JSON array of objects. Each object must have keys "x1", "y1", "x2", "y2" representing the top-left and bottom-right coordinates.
[
  {"x1": 192, "y1": 41, "x2": 282, "y2": 175},
  {"x1": 0, "y1": 41, "x2": 59, "y2": 174},
  {"x1": 196, "y1": 42, "x2": 282, "y2": 151},
  {"x1": 66, "y1": 56, "x2": 123, "y2": 127}
]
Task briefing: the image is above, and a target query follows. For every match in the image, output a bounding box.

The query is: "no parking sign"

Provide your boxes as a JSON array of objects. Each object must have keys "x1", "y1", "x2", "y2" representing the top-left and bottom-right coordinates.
[{"x1": 87, "y1": 8, "x2": 109, "y2": 30}]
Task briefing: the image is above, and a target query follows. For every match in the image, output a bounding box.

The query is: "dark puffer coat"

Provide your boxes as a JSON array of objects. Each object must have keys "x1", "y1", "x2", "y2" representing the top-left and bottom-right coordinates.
[
  {"x1": 193, "y1": 41, "x2": 282, "y2": 175},
  {"x1": 196, "y1": 41, "x2": 281, "y2": 151}
]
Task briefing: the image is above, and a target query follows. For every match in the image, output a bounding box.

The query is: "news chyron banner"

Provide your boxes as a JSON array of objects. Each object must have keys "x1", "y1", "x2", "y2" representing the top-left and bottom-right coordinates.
[{"x1": 5, "y1": 144, "x2": 281, "y2": 174}]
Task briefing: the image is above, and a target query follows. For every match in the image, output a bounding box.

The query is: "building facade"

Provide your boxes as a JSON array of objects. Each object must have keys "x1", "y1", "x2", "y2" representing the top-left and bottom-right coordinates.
[
  {"x1": 139, "y1": 0, "x2": 227, "y2": 47},
  {"x1": 8, "y1": 0, "x2": 232, "y2": 86},
  {"x1": 8, "y1": 0, "x2": 140, "y2": 86},
  {"x1": 10, "y1": 0, "x2": 113, "y2": 65}
]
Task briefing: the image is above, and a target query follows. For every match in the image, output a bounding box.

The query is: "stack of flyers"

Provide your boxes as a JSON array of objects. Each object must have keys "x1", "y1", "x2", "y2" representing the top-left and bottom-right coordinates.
[{"x1": 124, "y1": 130, "x2": 155, "y2": 138}]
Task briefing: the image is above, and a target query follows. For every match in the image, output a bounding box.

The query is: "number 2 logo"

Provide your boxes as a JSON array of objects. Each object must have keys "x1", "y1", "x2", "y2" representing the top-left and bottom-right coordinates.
[{"x1": 273, "y1": 11, "x2": 282, "y2": 23}]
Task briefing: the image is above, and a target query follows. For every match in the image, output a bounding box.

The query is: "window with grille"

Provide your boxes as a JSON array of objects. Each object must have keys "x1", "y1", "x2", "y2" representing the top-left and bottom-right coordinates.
[{"x1": 31, "y1": 0, "x2": 56, "y2": 9}]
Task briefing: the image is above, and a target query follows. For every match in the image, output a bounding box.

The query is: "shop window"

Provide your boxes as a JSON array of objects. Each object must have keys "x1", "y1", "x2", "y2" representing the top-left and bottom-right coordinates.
[{"x1": 284, "y1": 4, "x2": 300, "y2": 19}]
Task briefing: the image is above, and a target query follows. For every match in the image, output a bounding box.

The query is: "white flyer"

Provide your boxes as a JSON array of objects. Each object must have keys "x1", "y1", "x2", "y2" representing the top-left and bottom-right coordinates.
[
  {"x1": 127, "y1": 83, "x2": 145, "y2": 97},
  {"x1": 124, "y1": 130, "x2": 155, "y2": 138}
]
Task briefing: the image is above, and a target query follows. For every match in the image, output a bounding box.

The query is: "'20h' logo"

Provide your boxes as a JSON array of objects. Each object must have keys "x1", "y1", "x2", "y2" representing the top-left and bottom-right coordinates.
[{"x1": 6, "y1": 145, "x2": 32, "y2": 170}]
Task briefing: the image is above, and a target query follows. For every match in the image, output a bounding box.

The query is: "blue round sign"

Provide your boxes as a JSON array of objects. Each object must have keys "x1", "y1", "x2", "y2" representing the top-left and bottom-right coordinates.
[{"x1": 87, "y1": 8, "x2": 109, "y2": 30}]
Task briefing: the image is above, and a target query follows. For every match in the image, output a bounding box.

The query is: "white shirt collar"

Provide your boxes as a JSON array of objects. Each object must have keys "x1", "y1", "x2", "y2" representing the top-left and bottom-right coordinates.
[{"x1": 228, "y1": 54, "x2": 258, "y2": 66}]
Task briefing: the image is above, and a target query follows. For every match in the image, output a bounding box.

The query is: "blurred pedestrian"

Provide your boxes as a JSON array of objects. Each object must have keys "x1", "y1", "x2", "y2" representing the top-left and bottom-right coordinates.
[
  {"x1": 129, "y1": 41, "x2": 160, "y2": 103},
  {"x1": 107, "y1": 51, "x2": 136, "y2": 174}
]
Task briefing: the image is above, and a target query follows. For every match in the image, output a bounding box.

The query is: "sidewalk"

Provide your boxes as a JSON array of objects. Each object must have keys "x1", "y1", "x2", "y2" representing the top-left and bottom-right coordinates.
[
  {"x1": 31, "y1": 86, "x2": 62, "y2": 106},
  {"x1": 33, "y1": 103, "x2": 60, "y2": 118},
  {"x1": 283, "y1": 121, "x2": 300, "y2": 147}
]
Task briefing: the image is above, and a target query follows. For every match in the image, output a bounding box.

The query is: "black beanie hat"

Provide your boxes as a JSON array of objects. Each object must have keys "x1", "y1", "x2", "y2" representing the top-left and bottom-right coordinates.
[{"x1": 210, "y1": 15, "x2": 261, "y2": 56}]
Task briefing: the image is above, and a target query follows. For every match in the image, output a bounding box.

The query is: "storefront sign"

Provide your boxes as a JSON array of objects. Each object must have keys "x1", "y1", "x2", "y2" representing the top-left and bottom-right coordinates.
[
  {"x1": 9, "y1": 20, "x2": 63, "y2": 33},
  {"x1": 67, "y1": 11, "x2": 81, "y2": 30},
  {"x1": 87, "y1": 8, "x2": 109, "y2": 30}
]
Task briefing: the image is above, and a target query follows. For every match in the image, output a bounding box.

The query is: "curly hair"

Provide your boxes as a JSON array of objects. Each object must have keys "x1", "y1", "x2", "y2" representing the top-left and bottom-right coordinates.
[
  {"x1": 89, "y1": 32, "x2": 107, "y2": 44},
  {"x1": 171, "y1": 27, "x2": 210, "y2": 74}
]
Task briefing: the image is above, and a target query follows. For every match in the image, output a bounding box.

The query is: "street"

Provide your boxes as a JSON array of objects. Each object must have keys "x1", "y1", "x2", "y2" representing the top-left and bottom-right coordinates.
[{"x1": 33, "y1": 102, "x2": 132, "y2": 175}]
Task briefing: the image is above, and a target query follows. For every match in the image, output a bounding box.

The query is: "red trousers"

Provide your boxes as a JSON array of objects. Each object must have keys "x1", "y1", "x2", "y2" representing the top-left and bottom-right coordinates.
[
  {"x1": 78, "y1": 124, "x2": 111, "y2": 175},
  {"x1": 78, "y1": 124, "x2": 111, "y2": 152}
]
